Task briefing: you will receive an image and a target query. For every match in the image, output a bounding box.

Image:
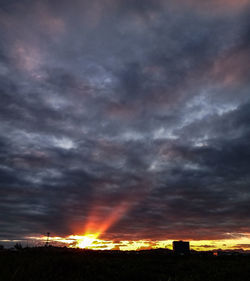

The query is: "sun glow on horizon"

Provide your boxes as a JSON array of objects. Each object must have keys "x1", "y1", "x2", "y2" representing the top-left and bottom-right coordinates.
[
  {"x1": 68, "y1": 201, "x2": 133, "y2": 249},
  {"x1": 25, "y1": 203, "x2": 250, "y2": 251},
  {"x1": 23, "y1": 232, "x2": 250, "y2": 252},
  {"x1": 74, "y1": 234, "x2": 100, "y2": 249}
]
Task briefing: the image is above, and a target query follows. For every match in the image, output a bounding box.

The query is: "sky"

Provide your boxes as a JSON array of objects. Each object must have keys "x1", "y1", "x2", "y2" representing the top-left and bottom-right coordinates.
[{"x1": 1, "y1": 0, "x2": 250, "y2": 250}]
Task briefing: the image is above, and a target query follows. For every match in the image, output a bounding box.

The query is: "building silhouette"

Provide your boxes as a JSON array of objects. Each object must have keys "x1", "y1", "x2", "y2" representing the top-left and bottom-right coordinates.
[{"x1": 173, "y1": 240, "x2": 190, "y2": 255}]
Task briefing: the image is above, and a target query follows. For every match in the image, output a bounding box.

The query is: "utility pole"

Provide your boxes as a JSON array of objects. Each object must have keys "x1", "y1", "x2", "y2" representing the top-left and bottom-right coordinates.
[{"x1": 45, "y1": 232, "x2": 50, "y2": 247}]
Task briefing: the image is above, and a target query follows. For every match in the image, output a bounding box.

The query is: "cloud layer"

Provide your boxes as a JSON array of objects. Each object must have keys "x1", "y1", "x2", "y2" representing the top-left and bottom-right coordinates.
[{"x1": 1, "y1": 0, "x2": 250, "y2": 243}]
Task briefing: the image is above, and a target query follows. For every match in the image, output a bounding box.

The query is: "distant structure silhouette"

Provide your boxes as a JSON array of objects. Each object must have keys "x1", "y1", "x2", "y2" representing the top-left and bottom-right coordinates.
[
  {"x1": 45, "y1": 232, "x2": 50, "y2": 247},
  {"x1": 173, "y1": 240, "x2": 190, "y2": 255}
]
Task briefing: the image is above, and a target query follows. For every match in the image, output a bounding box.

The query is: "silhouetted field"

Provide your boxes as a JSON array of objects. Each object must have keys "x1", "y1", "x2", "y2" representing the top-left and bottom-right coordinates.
[{"x1": 1, "y1": 248, "x2": 250, "y2": 281}]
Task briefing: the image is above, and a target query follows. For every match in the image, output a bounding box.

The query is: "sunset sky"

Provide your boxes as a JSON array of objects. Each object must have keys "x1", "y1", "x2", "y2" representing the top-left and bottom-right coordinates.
[{"x1": 1, "y1": 0, "x2": 250, "y2": 251}]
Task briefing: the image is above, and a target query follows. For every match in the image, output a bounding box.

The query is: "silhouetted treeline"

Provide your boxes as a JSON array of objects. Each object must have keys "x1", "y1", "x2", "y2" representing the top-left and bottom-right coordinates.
[{"x1": 1, "y1": 247, "x2": 250, "y2": 281}]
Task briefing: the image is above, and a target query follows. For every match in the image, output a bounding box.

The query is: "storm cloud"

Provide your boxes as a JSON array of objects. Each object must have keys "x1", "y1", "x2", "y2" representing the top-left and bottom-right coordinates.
[{"x1": 1, "y1": 0, "x2": 250, "y2": 243}]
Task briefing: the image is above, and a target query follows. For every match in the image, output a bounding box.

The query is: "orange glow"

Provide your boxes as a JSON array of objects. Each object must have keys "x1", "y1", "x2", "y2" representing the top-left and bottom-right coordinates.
[
  {"x1": 75, "y1": 234, "x2": 99, "y2": 249},
  {"x1": 84, "y1": 201, "x2": 131, "y2": 236},
  {"x1": 68, "y1": 200, "x2": 134, "y2": 249},
  {"x1": 27, "y1": 190, "x2": 250, "y2": 251},
  {"x1": 25, "y1": 233, "x2": 250, "y2": 252},
  {"x1": 73, "y1": 179, "x2": 153, "y2": 243}
]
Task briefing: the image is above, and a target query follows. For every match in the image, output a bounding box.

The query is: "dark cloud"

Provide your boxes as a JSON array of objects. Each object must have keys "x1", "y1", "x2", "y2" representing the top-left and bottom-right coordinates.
[
  {"x1": 233, "y1": 244, "x2": 250, "y2": 249},
  {"x1": 1, "y1": 0, "x2": 250, "y2": 244}
]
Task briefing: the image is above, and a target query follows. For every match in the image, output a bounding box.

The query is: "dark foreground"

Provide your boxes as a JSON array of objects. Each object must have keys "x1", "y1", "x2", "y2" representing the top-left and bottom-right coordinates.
[{"x1": 1, "y1": 248, "x2": 250, "y2": 281}]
